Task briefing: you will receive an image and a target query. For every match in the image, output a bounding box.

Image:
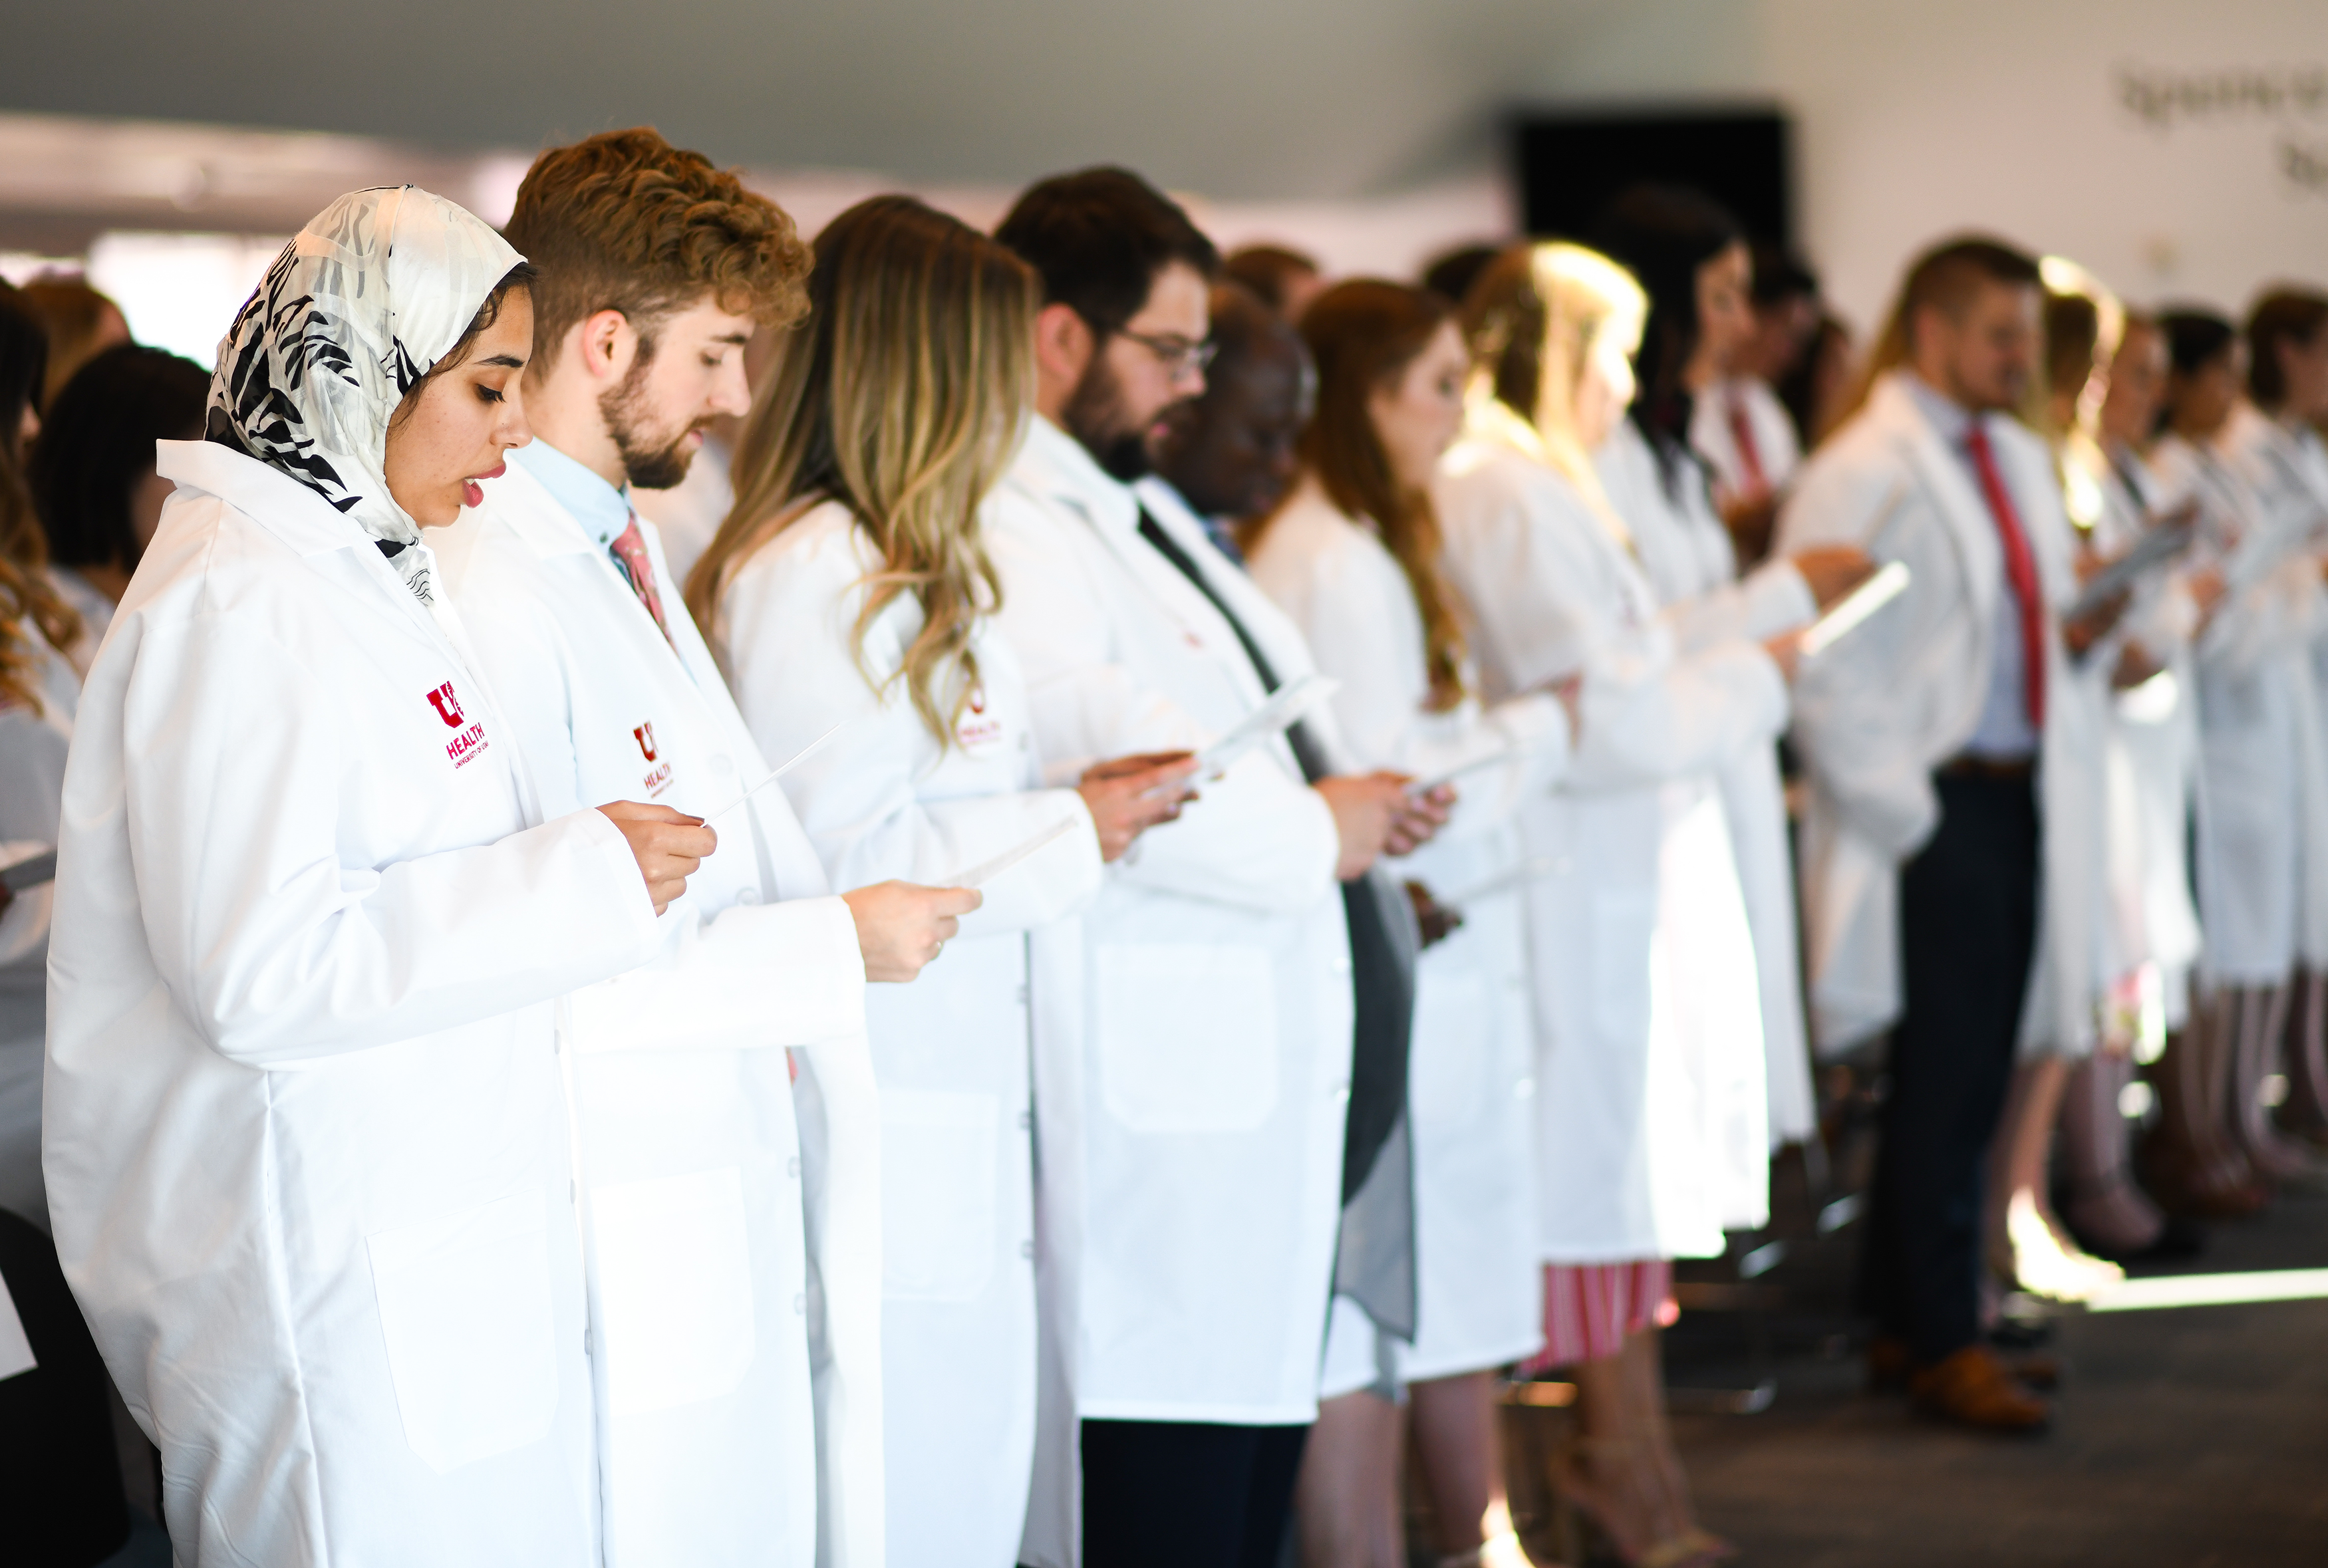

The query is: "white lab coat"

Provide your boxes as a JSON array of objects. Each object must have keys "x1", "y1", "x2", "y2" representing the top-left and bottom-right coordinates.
[
  {"x1": 2150, "y1": 428, "x2": 2326, "y2": 984},
  {"x1": 2213, "y1": 406, "x2": 2328, "y2": 974},
  {"x1": 1598, "y1": 419, "x2": 1820, "y2": 1144},
  {"x1": 1775, "y1": 373, "x2": 2107, "y2": 1059},
  {"x1": 2085, "y1": 445, "x2": 2203, "y2": 1026},
  {"x1": 439, "y1": 458, "x2": 881, "y2": 1568},
  {"x1": 709, "y1": 497, "x2": 1103, "y2": 1568},
  {"x1": 1689, "y1": 376, "x2": 1803, "y2": 506},
  {"x1": 45, "y1": 440, "x2": 665, "y2": 1567},
  {"x1": 0, "y1": 624, "x2": 75, "y2": 1229},
  {"x1": 1244, "y1": 479, "x2": 1569, "y2": 1386},
  {"x1": 1437, "y1": 422, "x2": 1779, "y2": 1261},
  {"x1": 984, "y1": 417, "x2": 1350, "y2": 1568}
]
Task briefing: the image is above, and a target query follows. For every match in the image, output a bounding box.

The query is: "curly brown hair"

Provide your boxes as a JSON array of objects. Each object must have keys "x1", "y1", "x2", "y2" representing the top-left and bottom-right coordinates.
[{"x1": 503, "y1": 127, "x2": 811, "y2": 372}]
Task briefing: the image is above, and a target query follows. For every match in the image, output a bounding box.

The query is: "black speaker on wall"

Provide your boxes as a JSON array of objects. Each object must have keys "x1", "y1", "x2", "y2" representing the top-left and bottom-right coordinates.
[{"x1": 1513, "y1": 107, "x2": 1795, "y2": 245}]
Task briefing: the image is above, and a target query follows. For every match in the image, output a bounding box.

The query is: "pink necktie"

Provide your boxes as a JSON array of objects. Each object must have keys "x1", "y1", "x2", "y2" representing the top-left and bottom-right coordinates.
[
  {"x1": 609, "y1": 513, "x2": 676, "y2": 650},
  {"x1": 1964, "y1": 422, "x2": 2046, "y2": 729}
]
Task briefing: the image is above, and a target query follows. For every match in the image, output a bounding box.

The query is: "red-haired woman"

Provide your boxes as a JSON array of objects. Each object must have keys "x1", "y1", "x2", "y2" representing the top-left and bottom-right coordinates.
[{"x1": 1244, "y1": 279, "x2": 1574, "y2": 1568}]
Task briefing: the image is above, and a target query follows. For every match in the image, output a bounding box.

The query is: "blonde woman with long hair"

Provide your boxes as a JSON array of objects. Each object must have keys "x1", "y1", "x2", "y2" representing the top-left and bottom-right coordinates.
[
  {"x1": 687, "y1": 195, "x2": 1196, "y2": 1568},
  {"x1": 1437, "y1": 243, "x2": 1802, "y2": 1568}
]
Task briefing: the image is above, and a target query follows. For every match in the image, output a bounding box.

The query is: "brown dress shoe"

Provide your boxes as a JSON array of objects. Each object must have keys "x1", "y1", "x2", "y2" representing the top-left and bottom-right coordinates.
[
  {"x1": 1908, "y1": 1345, "x2": 2052, "y2": 1433},
  {"x1": 1871, "y1": 1335, "x2": 2059, "y2": 1392}
]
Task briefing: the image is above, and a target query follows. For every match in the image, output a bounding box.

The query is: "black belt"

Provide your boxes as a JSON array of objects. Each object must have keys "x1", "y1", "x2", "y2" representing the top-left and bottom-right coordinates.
[{"x1": 1937, "y1": 754, "x2": 2035, "y2": 781}]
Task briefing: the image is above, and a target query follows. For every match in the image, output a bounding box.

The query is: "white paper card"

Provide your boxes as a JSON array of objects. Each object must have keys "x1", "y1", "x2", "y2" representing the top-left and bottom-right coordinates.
[
  {"x1": 1196, "y1": 674, "x2": 1338, "y2": 776},
  {"x1": 1407, "y1": 746, "x2": 1521, "y2": 797},
  {"x1": 1801, "y1": 561, "x2": 1911, "y2": 657},
  {"x1": 703, "y1": 719, "x2": 846, "y2": 821},
  {"x1": 1443, "y1": 855, "x2": 1564, "y2": 906},
  {"x1": 0, "y1": 1271, "x2": 38, "y2": 1382},
  {"x1": 947, "y1": 816, "x2": 1079, "y2": 889}
]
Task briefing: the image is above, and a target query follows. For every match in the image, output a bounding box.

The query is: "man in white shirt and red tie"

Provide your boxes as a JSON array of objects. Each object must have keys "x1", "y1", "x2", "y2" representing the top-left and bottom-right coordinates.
[{"x1": 1777, "y1": 237, "x2": 2124, "y2": 1434}]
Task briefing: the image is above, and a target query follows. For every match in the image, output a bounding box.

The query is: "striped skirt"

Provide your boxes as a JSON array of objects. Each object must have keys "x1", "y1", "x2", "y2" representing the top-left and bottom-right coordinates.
[{"x1": 1519, "y1": 1260, "x2": 1677, "y2": 1371}]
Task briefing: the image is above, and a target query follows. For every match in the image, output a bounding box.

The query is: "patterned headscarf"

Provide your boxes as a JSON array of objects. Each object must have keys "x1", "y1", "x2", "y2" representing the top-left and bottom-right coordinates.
[{"x1": 206, "y1": 186, "x2": 523, "y2": 604}]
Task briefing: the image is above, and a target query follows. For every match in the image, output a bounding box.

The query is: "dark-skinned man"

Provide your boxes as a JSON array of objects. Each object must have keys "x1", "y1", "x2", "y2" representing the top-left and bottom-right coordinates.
[{"x1": 1147, "y1": 281, "x2": 1316, "y2": 562}]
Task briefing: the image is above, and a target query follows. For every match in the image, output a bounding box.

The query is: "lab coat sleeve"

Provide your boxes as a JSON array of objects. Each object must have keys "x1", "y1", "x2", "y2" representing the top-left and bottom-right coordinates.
[
  {"x1": 1567, "y1": 638, "x2": 1789, "y2": 792},
  {"x1": 721, "y1": 525, "x2": 1103, "y2": 943},
  {"x1": 1661, "y1": 559, "x2": 1816, "y2": 653},
  {"x1": 567, "y1": 896, "x2": 867, "y2": 1055},
  {"x1": 986, "y1": 497, "x2": 1341, "y2": 916},
  {"x1": 120, "y1": 611, "x2": 662, "y2": 1067},
  {"x1": 446, "y1": 535, "x2": 867, "y2": 1054},
  {"x1": 1775, "y1": 452, "x2": 1943, "y2": 858}
]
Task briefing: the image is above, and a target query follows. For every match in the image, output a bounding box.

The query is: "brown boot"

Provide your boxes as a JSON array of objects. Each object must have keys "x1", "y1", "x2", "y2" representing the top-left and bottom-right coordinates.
[{"x1": 1908, "y1": 1345, "x2": 2052, "y2": 1434}]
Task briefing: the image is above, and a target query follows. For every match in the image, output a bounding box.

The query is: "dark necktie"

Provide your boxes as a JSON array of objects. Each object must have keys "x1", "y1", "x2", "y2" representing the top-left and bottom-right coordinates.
[{"x1": 1135, "y1": 508, "x2": 1414, "y2": 1204}]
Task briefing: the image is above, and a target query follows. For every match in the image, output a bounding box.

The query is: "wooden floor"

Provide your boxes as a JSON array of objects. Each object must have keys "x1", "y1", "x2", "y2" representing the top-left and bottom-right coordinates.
[{"x1": 1666, "y1": 1185, "x2": 2328, "y2": 1567}]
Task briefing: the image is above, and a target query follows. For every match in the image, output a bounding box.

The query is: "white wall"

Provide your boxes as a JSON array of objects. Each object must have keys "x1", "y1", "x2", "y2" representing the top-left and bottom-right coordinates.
[{"x1": 1515, "y1": 0, "x2": 2328, "y2": 330}]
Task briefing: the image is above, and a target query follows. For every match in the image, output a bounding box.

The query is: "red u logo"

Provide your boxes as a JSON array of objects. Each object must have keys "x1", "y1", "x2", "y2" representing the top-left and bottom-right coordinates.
[
  {"x1": 635, "y1": 722, "x2": 658, "y2": 761},
  {"x1": 426, "y1": 682, "x2": 464, "y2": 727}
]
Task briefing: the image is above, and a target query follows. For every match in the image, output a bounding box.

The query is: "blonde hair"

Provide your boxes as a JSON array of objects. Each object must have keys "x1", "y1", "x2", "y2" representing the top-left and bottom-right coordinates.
[
  {"x1": 1459, "y1": 241, "x2": 1645, "y2": 539},
  {"x1": 687, "y1": 196, "x2": 1037, "y2": 745}
]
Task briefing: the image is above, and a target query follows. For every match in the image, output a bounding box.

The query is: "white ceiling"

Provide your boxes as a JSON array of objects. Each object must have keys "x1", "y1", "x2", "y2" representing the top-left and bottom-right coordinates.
[{"x1": 0, "y1": 0, "x2": 1744, "y2": 202}]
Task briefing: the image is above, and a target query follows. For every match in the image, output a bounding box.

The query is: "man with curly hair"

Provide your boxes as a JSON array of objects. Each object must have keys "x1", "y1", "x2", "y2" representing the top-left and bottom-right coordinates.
[{"x1": 440, "y1": 127, "x2": 972, "y2": 1567}]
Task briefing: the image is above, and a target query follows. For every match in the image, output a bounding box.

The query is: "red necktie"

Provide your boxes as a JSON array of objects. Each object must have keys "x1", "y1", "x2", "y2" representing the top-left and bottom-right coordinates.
[
  {"x1": 609, "y1": 512, "x2": 676, "y2": 650},
  {"x1": 1727, "y1": 392, "x2": 1767, "y2": 490},
  {"x1": 1963, "y1": 421, "x2": 2046, "y2": 729}
]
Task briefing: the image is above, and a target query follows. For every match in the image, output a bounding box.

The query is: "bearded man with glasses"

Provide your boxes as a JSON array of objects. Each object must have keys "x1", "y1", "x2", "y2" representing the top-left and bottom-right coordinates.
[{"x1": 988, "y1": 168, "x2": 1445, "y2": 1568}]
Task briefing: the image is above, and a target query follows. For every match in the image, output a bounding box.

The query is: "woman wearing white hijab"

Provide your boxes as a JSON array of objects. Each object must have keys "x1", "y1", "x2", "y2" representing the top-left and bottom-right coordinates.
[{"x1": 44, "y1": 187, "x2": 701, "y2": 1566}]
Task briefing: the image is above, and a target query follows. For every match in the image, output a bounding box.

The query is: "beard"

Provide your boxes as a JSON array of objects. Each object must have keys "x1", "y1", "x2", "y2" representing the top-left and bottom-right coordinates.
[
  {"x1": 599, "y1": 353, "x2": 712, "y2": 491},
  {"x1": 1062, "y1": 352, "x2": 1153, "y2": 481}
]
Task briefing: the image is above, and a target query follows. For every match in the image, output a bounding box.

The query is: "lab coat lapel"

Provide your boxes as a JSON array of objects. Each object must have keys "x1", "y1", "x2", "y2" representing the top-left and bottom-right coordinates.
[
  {"x1": 1872, "y1": 378, "x2": 2003, "y2": 628},
  {"x1": 1018, "y1": 422, "x2": 1273, "y2": 714},
  {"x1": 160, "y1": 441, "x2": 543, "y2": 820}
]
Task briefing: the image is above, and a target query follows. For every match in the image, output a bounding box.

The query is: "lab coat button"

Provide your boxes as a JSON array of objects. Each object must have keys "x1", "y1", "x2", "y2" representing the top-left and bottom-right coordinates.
[
  {"x1": 1516, "y1": 1078, "x2": 1536, "y2": 1099},
  {"x1": 1016, "y1": 985, "x2": 1030, "y2": 1006},
  {"x1": 1332, "y1": 956, "x2": 1352, "y2": 975},
  {"x1": 1018, "y1": 1111, "x2": 1033, "y2": 1132},
  {"x1": 793, "y1": 1293, "x2": 807, "y2": 1315},
  {"x1": 1020, "y1": 1240, "x2": 1036, "y2": 1261},
  {"x1": 737, "y1": 887, "x2": 760, "y2": 905},
  {"x1": 788, "y1": 1156, "x2": 801, "y2": 1178},
  {"x1": 1333, "y1": 1082, "x2": 1351, "y2": 1105}
]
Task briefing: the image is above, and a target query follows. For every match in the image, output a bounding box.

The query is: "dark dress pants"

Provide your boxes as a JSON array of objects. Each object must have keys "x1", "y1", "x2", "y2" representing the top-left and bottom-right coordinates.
[
  {"x1": 1080, "y1": 1418, "x2": 1308, "y2": 1568},
  {"x1": 1858, "y1": 769, "x2": 2041, "y2": 1365}
]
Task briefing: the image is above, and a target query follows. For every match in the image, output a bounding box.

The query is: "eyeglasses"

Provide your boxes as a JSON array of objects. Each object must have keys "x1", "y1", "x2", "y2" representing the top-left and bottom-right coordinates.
[{"x1": 1115, "y1": 328, "x2": 1218, "y2": 378}]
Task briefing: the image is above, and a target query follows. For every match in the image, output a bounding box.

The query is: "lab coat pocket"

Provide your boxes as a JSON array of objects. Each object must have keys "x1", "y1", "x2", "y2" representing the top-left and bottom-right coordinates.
[
  {"x1": 367, "y1": 1190, "x2": 560, "y2": 1473},
  {"x1": 589, "y1": 1166, "x2": 757, "y2": 1414},
  {"x1": 1588, "y1": 890, "x2": 1658, "y2": 1051},
  {"x1": 879, "y1": 1089, "x2": 1000, "y2": 1303},
  {"x1": 1095, "y1": 943, "x2": 1279, "y2": 1134}
]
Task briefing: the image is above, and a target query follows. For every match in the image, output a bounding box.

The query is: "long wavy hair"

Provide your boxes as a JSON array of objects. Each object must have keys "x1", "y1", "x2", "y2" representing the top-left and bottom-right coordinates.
[
  {"x1": 687, "y1": 196, "x2": 1036, "y2": 745},
  {"x1": 1459, "y1": 241, "x2": 1646, "y2": 543},
  {"x1": 1, "y1": 283, "x2": 80, "y2": 713},
  {"x1": 1273, "y1": 278, "x2": 1468, "y2": 711}
]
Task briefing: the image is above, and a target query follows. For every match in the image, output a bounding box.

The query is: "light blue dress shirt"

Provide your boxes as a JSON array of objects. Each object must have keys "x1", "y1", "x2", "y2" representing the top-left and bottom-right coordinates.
[
  {"x1": 509, "y1": 438, "x2": 634, "y2": 553},
  {"x1": 1903, "y1": 375, "x2": 2039, "y2": 762}
]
